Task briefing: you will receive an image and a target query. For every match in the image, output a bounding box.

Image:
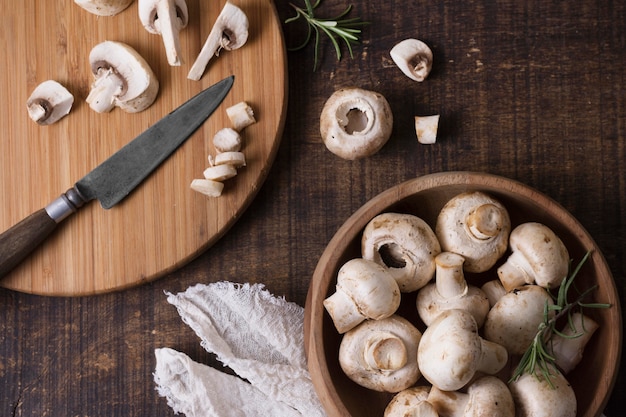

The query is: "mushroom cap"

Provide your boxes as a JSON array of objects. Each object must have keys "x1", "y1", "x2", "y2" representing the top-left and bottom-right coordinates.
[
  {"x1": 508, "y1": 366, "x2": 577, "y2": 417},
  {"x1": 390, "y1": 38, "x2": 433, "y2": 82},
  {"x1": 26, "y1": 80, "x2": 74, "y2": 125},
  {"x1": 74, "y1": 0, "x2": 133, "y2": 16},
  {"x1": 339, "y1": 315, "x2": 422, "y2": 393},
  {"x1": 362, "y1": 212, "x2": 441, "y2": 292},
  {"x1": 88, "y1": 41, "x2": 159, "y2": 113},
  {"x1": 497, "y1": 222, "x2": 569, "y2": 290},
  {"x1": 323, "y1": 258, "x2": 401, "y2": 333},
  {"x1": 385, "y1": 386, "x2": 438, "y2": 417},
  {"x1": 483, "y1": 285, "x2": 554, "y2": 356},
  {"x1": 435, "y1": 191, "x2": 511, "y2": 273},
  {"x1": 417, "y1": 309, "x2": 482, "y2": 391},
  {"x1": 320, "y1": 87, "x2": 393, "y2": 160},
  {"x1": 428, "y1": 376, "x2": 515, "y2": 417}
]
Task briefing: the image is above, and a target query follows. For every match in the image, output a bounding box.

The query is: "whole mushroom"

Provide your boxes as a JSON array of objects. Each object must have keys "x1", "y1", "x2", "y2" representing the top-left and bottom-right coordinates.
[
  {"x1": 497, "y1": 222, "x2": 569, "y2": 291},
  {"x1": 417, "y1": 309, "x2": 508, "y2": 392},
  {"x1": 361, "y1": 212, "x2": 441, "y2": 292},
  {"x1": 427, "y1": 376, "x2": 515, "y2": 417},
  {"x1": 483, "y1": 284, "x2": 554, "y2": 356},
  {"x1": 508, "y1": 365, "x2": 576, "y2": 417},
  {"x1": 435, "y1": 191, "x2": 511, "y2": 273},
  {"x1": 339, "y1": 315, "x2": 422, "y2": 393},
  {"x1": 323, "y1": 258, "x2": 401, "y2": 334},
  {"x1": 550, "y1": 312, "x2": 599, "y2": 374},
  {"x1": 86, "y1": 41, "x2": 159, "y2": 113},
  {"x1": 385, "y1": 386, "x2": 438, "y2": 417},
  {"x1": 415, "y1": 252, "x2": 490, "y2": 327},
  {"x1": 319, "y1": 87, "x2": 393, "y2": 160}
]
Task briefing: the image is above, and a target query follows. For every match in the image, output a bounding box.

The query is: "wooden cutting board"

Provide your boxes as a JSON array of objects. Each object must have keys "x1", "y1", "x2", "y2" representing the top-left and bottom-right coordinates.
[{"x1": 0, "y1": 0, "x2": 287, "y2": 295}]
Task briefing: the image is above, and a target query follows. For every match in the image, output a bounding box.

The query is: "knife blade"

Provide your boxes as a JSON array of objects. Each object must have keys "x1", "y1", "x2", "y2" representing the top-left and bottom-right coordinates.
[{"x1": 0, "y1": 75, "x2": 234, "y2": 278}]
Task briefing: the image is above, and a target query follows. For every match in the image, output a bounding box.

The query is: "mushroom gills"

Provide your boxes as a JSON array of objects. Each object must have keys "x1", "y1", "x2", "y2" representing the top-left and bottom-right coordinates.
[{"x1": 27, "y1": 80, "x2": 74, "y2": 125}]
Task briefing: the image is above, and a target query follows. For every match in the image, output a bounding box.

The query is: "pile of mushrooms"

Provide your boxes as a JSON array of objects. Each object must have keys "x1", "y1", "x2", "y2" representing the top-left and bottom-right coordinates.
[{"x1": 324, "y1": 190, "x2": 602, "y2": 417}]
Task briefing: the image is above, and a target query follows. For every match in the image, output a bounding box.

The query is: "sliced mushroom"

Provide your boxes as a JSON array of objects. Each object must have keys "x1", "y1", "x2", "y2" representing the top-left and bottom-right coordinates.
[
  {"x1": 26, "y1": 80, "x2": 74, "y2": 125},
  {"x1": 497, "y1": 222, "x2": 569, "y2": 291},
  {"x1": 339, "y1": 315, "x2": 422, "y2": 393},
  {"x1": 203, "y1": 164, "x2": 237, "y2": 181},
  {"x1": 435, "y1": 191, "x2": 511, "y2": 273},
  {"x1": 190, "y1": 178, "x2": 224, "y2": 197},
  {"x1": 74, "y1": 0, "x2": 133, "y2": 16},
  {"x1": 226, "y1": 101, "x2": 256, "y2": 131},
  {"x1": 361, "y1": 212, "x2": 441, "y2": 292},
  {"x1": 415, "y1": 114, "x2": 439, "y2": 144},
  {"x1": 417, "y1": 309, "x2": 508, "y2": 392},
  {"x1": 213, "y1": 151, "x2": 246, "y2": 168},
  {"x1": 323, "y1": 258, "x2": 401, "y2": 334},
  {"x1": 86, "y1": 41, "x2": 159, "y2": 113},
  {"x1": 212, "y1": 127, "x2": 242, "y2": 153},
  {"x1": 508, "y1": 365, "x2": 577, "y2": 417},
  {"x1": 428, "y1": 376, "x2": 515, "y2": 417},
  {"x1": 187, "y1": 2, "x2": 249, "y2": 80},
  {"x1": 320, "y1": 87, "x2": 394, "y2": 160},
  {"x1": 138, "y1": 0, "x2": 189, "y2": 66},
  {"x1": 415, "y1": 252, "x2": 490, "y2": 327},
  {"x1": 483, "y1": 285, "x2": 554, "y2": 356},
  {"x1": 385, "y1": 386, "x2": 437, "y2": 417},
  {"x1": 390, "y1": 38, "x2": 433, "y2": 82}
]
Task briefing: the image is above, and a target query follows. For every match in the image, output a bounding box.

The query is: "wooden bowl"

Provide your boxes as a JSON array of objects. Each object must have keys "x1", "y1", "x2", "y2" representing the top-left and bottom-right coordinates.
[{"x1": 305, "y1": 171, "x2": 622, "y2": 417}]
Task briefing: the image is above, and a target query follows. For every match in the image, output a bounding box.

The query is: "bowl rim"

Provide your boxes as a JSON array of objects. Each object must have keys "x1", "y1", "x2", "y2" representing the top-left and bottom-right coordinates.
[{"x1": 304, "y1": 171, "x2": 623, "y2": 417}]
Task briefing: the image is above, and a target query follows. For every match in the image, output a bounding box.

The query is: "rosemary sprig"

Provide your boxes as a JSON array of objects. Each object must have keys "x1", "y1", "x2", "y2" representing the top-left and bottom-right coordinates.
[
  {"x1": 285, "y1": 0, "x2": 369, "y2": 71},
  {"x1": 510, "y1": 251, "x2": 611, "y2": 387}
]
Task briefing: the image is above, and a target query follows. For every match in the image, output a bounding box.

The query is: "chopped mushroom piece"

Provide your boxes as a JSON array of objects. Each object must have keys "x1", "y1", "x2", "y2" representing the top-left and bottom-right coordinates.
[
  {"x1": 415, "y1": 115, "x2": 439, "y2": 144},
  {"x1": 390, "y1": 38, "x2": 433, "y2": 82},
  {"x1": 86, "y1": 41, "x2": 159, "y2": 113},
  {"x1": 323, "y1": 258, "x2": 401, "y2": 334},
  {"x1": 26, "y1": 80, "x2": 74, "y2": 125},
  {"x1": 226, "y1": 101, "x2": 256, "y2": 131},
  {"x1": 385, "y1": 386, "x2": 438, "y2": 417},
  {"x1": 190, "y1": 178, "x2": 224, "y2": 197},
  {"x1": 138, "y1": 0, "x2": 189, "y2": 66},
  {"x1": 428, "y1": 376, "x2": 515, "y2": 417},
  {"x1": 74, "y1": 0, "x2": 133, "y2": 16},
  {"x1": 497, "y1": 222, "x2": 569, "y2": 291},
  {"x1": 212, "y1": 127, "x2": 242, "y2": 152},
  {"x1": 361, "y1": 212, "x2": 441, "y2": 292},
  {"x1": 187, "y1": 2, "x2": 249, "y2": 80},
  {"x1": 339, "y1": 315, "x2": 422, "y2": 393},
  {"x1": 203, "y1": 164, "x2": 237, "y2": 181},
  {"x1": 213, "y1": 151, "x2": 246, "y2": 168},
  {"x1": 320, "y1": 87, "x2": 393, "y2": 160}
]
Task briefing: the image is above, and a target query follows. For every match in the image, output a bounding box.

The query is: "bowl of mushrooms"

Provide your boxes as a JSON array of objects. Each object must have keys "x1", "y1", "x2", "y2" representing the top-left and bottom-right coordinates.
[{"x1": 304, "y1": 171, "x2": 621, "y2": 417}]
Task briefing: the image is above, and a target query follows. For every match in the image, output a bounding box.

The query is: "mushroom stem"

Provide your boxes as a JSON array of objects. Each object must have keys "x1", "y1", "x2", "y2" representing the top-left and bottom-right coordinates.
[
  {"x1": 435, "y1": 252, "x2": 468, "y2": 299},
  {"x1": 550, "y1": 312, "x2": 599, "y2": 374},
  {"x1": 477, "y1": 339, "x2": 509, "y2": 375},
  {"x1": 86, "y1": 68, "x2": 125, "y2": 113},
  {"x1": 481, "y1": 279, "x2": 507, "y2": 307},
  {"x1": 466, "y1": 203, "x2": 505, "y2": 239},
  {"x1": 363, "y1": 332, "x2": 408, "y2": 372}
]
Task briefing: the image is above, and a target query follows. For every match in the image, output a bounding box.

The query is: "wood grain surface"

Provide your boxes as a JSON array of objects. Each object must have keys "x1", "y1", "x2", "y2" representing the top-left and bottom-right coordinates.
[
  {"x1": 0, "y1": 0, "x2": 287, "y2": 295},
  {"x1": 1, "y1": 1, "x2": 625, "y2": 417}
]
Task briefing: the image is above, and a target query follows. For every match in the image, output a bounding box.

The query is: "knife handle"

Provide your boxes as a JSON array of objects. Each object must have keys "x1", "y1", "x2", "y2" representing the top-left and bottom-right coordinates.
[{"x1": 0, "y1": 187, "x2": 86, "y2": 278}]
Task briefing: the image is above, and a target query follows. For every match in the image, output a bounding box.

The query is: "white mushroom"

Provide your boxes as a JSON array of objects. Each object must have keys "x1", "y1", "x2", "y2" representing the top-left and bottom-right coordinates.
[
  {"x1": 226, "y1": 101, "x2": 256, "y2": 131},
  {"x1": 26, "y1": 80, "x2": 74, "y2": 125},
  {"x1": 385, "y1": 386, "x2": 438, "y2": 417},
  {"x1": 86, "y1": 41, "x2": 159, "y2": 113},
  {"x1": 483, "y1": 285, "x2": 554, "y2": 356},
  {"x1": 550, "y1": 312, "x2": 599, "y2": 374},
  {"x1": 480, "y1": 279, "x2": 506, "y2": 308},
  {"x1": 212, "y1": 151, "x2": 246, "y2": 168},
  {"x1": 74, "y1": 0, "x2": 133, "y2": 16},
  {"x1": 417, "y1": 309, "x2": 508, "y2": 392},
  {"x1": 323, "y1": 258, "x2": 401, "y2": 334},
  {"x1": 320, "y1": 87, "x2": 393, "y2": 160},
  {"x1": 427, "y1": 376, "x2": 515, "y2": 417},
  {"x1": 435, "y1": 191, "x2": 511, "y2": 273},
  {"x1": 190, "y1": 178, "x2": 224, "y2": 197},
  {"x1": 361, "y1": 212, "x2": 441, "y2": 292},
  {"x1": 203, "y1": 164, "x2": 237, "y2": 181},
  {"x1": 415, "y1": 115, "x2": 439, "y2": 144},
  {"x1": 339, "y1": 315, "x2": 422, "y2": 393},
  {"x1": 212, "y1": 127, "x2": 242, "y2": 153},
  {"x1": 415, "y1": 252, "x2": 490, "y2": 327},
  {"x1": 497, "y1": 222, "x2": 570, "y2": 291},
  {"x1": 138, "y1": 0, "x2": 189, "y2": 66},
  {"x1": 187, "y1": 2, "x2": 249, "y2": 80},
  {"x1": 390, "y1": 39, "x2": 433, "y2": 82},
  {"x1": 508, "y1": 365, "x2": 577, "y2": 417}
]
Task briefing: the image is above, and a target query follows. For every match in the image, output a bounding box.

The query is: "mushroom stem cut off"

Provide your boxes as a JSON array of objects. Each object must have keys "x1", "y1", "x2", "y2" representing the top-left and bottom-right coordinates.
[{"x1": 139, "y1": 0, "x2": 189, "y2": 66}]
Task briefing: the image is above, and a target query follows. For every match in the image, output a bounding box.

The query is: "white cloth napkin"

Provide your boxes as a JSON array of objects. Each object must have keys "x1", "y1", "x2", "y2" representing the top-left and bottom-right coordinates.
[{"x1": 154, "y1": 282, "x2": 326, "y2": 417}]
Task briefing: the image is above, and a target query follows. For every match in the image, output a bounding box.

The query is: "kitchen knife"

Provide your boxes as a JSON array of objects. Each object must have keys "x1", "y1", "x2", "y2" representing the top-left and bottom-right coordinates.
[{"x1": 0, "y1": 75, "x2": 234, "y2": 279}]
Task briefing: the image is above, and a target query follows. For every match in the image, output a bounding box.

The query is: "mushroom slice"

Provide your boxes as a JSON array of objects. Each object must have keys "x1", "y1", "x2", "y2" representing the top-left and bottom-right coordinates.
[
  {"x1": 213, "y1": 151, "x2": 246, "y2": 168},
  {"x1": 390, "y1": 39, "x2": 433, "y2": 82},
  {"x1": 213, "y1": 127, "x2": 242, "y2": 152},
  {"x1": 187, "y1": 2, "x2": 249, "y2": 81},
  {"x1": 74, "y1": 0, "x2": 133, "y2": 16},
  {"x1": 26, "y1": 80, "x2": 74, "y2": 125},
  {"x1": 86, "y1": 41, "x2": 159, "y2": 113},
  {"x1": 435, "y1": 191, "x2": 511, "y2": 273},
  {"x1": 226, "y1": 101, "x2": 256, "y2": 132},
  {"x1": 339, "y1": 315, "x2": 422, "y2": 393},
  {"x1": 191, "y1": 178, "x2": 224, "y2": 197},
  {"x1": 415, "y1": 114, "x2": 439, "y2": 144},
  {"x1": 138, "y1": 0, "x2": 189, "y2": 66},
  {"x1": 320, "y1": 87, "x2": 394, "y2": 160},
  {"x1": 361, "y1": 212, "x2": 441, "y2": 292}
]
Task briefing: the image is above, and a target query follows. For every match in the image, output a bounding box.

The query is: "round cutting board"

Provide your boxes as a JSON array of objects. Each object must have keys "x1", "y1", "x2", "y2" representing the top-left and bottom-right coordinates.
[{"x1": 0, "y1": 0, "x2": 287, "y2": 295}]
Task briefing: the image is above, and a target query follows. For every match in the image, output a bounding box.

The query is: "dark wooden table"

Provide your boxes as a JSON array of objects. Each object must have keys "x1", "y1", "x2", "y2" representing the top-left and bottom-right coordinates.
[{"x1": 1, "y1": 0, "x2": 624, "y2": 415}]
